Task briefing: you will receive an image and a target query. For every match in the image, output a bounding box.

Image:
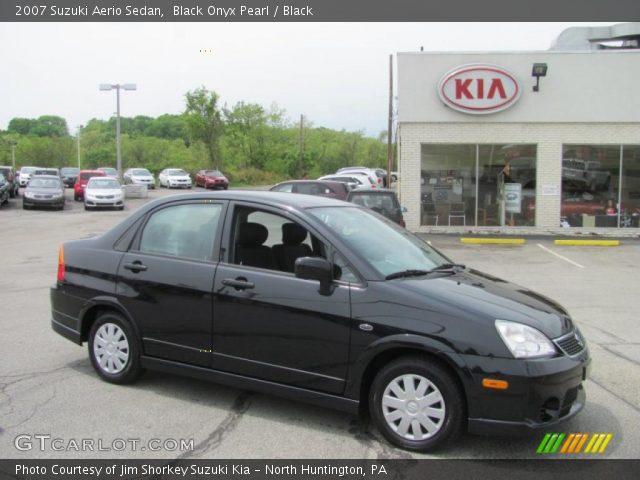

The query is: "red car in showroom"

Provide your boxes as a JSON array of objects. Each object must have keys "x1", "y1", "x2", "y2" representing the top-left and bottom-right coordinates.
[
  {"x1": 195, "y1": 170, "x2": 229, "y2": 190},
  {"x1": 73, "y1": 170, "x2": 106, "y2": 201}
]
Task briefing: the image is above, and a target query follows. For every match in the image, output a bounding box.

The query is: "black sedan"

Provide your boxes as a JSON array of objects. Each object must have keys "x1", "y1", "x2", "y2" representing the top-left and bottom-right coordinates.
[
  {"x1": 50, "y1": 191, "x2": 590, "y2": 451},
  {"x1": 23, "y1": 175, "x2": 65, "y2": 210}
]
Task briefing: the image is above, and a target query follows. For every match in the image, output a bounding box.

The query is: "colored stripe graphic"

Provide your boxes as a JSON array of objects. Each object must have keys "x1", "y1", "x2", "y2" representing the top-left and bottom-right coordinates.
[{"x1": 547, "y1": 433, "x2": 613, "y2": 455}]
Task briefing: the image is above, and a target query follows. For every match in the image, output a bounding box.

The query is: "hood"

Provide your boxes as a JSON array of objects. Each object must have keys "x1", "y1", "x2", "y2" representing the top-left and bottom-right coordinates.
[
  {"x1": 86, "y1": 188, "x2": 122, "y2": 195},
  {"x1": 26, "y1": 187, "x2": 63, "y2": 195},
  {"x1": 393, "y1": 269, "x2": 573, "y2": 339}
]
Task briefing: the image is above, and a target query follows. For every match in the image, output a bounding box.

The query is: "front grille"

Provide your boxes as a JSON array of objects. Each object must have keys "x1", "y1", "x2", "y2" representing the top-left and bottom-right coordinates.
[
  {"x1": 96, "y1": 195, "x2": 114, "y2": 199},
  {"x1": 554, "y1": 330, "x2": 585, "y2": 356}
]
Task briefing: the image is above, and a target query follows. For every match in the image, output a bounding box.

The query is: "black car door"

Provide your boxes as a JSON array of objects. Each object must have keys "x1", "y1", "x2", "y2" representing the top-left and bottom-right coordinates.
[
  {"x1": 211, "y1": 203, "x2": 352, "y2": 395},
  {"x1": 116, "y1": 200, "x2": 227, "y2": 367}
]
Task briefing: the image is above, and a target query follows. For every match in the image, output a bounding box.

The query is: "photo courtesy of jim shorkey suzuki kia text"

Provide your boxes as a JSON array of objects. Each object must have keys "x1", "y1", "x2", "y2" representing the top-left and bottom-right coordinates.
[{"x1": 15, "y1": 463, "x2": 380, "y2": 477}]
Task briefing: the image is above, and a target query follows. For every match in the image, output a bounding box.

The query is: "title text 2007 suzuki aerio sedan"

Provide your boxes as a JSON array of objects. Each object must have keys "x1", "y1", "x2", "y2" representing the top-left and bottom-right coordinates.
[{"x1": 51, "y1": 191, "x2": 590, "y2": 451}]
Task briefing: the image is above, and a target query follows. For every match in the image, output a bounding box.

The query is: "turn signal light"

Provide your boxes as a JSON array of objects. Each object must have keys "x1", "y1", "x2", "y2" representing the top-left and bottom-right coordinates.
[
  {"x1": 482, "y1": 378, "x2": 509, "y2": 390},
  {"x1": 57, "y1": 245, "x2": 65, "y2": 282}
]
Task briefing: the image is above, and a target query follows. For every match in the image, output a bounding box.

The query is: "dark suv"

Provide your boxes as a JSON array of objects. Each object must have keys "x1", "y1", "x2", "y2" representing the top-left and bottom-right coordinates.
[
  {"x1": 51, "y1": 191, "x2": 590, "y2": 452},
  {"x1": 0, "y1": 166, "x2": 19, "y2": 198}
]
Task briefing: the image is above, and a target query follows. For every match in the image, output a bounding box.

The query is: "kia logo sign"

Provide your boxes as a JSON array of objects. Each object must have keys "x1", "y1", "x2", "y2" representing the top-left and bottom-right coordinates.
[{"x1": 438, "y1": 64, "x2": 521, "y2": 114}]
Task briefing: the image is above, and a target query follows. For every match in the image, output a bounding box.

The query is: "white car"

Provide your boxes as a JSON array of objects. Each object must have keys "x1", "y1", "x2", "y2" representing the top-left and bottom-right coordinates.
[
  {"x1": 123, "y1": 168, "x2": 155, "y2": 189},
  {"x1": 84, "y1": 177, "x2": 125, "y2": 211},
  {"x1": 18, "y1": 166, "x2": 39, "y2": 187},
  {"x1": 335, "y1": 167, "x2": 382, "y2": 187},
  {"x1": 318, "y1": 173, "x2": 377, "y2": 190},
  {"x1": 158, "y1": 168, "x2": 192, "y2": 189}
]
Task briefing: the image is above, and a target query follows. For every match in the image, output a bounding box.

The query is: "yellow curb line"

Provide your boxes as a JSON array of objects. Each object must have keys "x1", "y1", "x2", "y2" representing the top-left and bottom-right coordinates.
[
  {"x1": 460, "y1": 238, "x2": 525, "y2": 245},
  {"x1": 554, "y1": 239, "x2": 620, "y2": 246}
]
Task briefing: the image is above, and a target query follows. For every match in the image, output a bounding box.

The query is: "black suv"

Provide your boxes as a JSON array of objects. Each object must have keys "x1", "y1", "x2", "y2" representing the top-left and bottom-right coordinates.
[{"x1": 51, "y1": 191, "x2": 590, "y2": 451}]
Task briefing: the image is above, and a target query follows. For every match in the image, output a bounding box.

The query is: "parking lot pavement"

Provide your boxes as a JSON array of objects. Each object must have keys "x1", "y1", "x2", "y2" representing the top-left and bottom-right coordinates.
[{"x1": 1, "y1": 189, "x2": 639, "y2": 459}]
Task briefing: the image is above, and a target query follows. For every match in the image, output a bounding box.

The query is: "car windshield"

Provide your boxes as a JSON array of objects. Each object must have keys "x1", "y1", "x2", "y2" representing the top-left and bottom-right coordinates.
[
  {"x1": 22, "y1": 167, "x2": 37, "y2": 174},
  {"x1": 309, "y1": 206, "x2": 449, "y2": 277},
  {"x1": 350, "y1": 192, "x2": 399, "y2": 213},
  {"x1": 100, "y1": 168, "x2": 118, "y2": 175},
  {"x1": 80, "y1": 172, "x2": 102, "y2": 180},
  {"x1": 205, "y1": 170, "x2": 223, "y2": 176},
  {"x1": 169, "y1": 170, "x2": 188, "y2": 176},
  {"x1": 88, "y1": 179, "x2": 120, "y2": 189},
  {"x1": 29, "y1": 178, "x2": 61, "y2": 188},
  {"x1": 61, "y1": 168, "x2": 79, "y2": 175},
  {"x1": 132, "y1": 169, "x2": 151, "y2": 175}
]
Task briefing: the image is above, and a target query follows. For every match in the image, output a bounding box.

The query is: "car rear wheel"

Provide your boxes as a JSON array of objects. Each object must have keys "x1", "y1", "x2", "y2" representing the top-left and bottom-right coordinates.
[
  {"x1": 369, "y1": 356, "x2": 465, "y2": 452},
  {"x1": 88, "y1": 312, "x2": 143, "y2": 384}
]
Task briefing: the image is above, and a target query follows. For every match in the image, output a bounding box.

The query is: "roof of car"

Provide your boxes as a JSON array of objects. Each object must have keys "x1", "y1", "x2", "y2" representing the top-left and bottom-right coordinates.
[
  {"x1": 348, "y1": 188, "x2": 397, "y2": 195},
  {"x1": 149, "y1": 190, "x2": 351, "y2": 210},
  {"x1": 28, "y1": 175, "x2": 61, "y2": 180}
]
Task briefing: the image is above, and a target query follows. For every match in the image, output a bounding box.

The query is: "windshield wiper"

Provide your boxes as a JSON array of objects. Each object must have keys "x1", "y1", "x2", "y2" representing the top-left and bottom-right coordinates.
[
  {"x1": 385, "y1": 269, "x2": 433, "y2": 280},
  {"x1": 385, "y1": 264, "x2": 465, "y2": 280},
  {"x1": 432, "y1": 263, "x2": 466, "y2": 271}
]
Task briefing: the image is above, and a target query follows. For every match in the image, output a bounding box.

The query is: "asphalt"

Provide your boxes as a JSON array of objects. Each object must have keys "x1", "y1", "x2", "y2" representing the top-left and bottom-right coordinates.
[{"x1": 1, "y1": 187, "x2": 639, "y2": 459}]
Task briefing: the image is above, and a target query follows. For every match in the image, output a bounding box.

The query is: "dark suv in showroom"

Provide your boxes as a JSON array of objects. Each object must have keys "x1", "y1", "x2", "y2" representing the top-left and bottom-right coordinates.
[{"x1": 50, "y1": 191, "x2": 590, "y2": 451}]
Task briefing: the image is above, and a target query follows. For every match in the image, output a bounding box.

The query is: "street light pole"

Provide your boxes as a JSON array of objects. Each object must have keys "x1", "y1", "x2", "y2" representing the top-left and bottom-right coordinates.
[
  {"x1": 99, "y1": 83, "x2": 137, "y2": 179},
  {"x1": 77, "y1": 125, "x2": 82, "y2": 169},
  {"x1": 11, "y1": 143, "x2": 16, "y2": 170}
]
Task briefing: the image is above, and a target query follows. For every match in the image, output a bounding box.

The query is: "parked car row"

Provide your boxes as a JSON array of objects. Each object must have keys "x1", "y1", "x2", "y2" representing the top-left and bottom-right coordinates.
[{"x1": 269, "y1": 167, "x2": 402, "y2": 225}]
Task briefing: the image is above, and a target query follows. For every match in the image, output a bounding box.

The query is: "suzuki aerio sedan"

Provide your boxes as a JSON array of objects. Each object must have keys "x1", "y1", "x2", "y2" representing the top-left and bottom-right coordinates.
[{"x1": 51, "y1": 192, "x2": 590, "y2": 451}]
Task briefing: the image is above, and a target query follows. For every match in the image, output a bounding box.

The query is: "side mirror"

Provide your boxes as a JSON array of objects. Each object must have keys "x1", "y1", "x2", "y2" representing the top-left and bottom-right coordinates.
[
  {"x1": 294, "y1": 257, "x2": 334, "y2": 296},
  {"x1": 401, "y1": 206, "x2": 408, "y2": 213}
]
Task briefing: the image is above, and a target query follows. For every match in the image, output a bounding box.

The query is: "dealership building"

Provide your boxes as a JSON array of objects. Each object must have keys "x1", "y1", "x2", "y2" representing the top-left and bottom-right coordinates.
[{"x1": 397, "y1": 23, "x2": 640, "y2": 234}]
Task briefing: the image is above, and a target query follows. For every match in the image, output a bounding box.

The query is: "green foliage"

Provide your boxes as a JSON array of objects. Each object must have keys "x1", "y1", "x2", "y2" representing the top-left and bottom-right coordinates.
[
  {"x1": 184, "y1": 87, "x2": 224, "y2": 169},
  {"x1": 8, "y1": 116, "x2": 68, "y2": 137},
  {"x1": 2, "y1": 94, "x2": 393, "y2": 185}
]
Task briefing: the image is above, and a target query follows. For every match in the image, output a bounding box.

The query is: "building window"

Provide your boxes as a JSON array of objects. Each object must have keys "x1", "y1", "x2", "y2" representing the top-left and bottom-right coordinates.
[
  {"x1": 420, "y1": 144, "x2": 537, "y2": 227},
  {"x1": 561, "y1": 145, "x2": 640, "y2": 228}
]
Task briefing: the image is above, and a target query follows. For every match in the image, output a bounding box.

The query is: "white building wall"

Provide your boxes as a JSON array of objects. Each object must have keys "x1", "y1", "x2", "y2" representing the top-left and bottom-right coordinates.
[{"x1": 399, "y1": 123, "x2": 640, "y2": 234}]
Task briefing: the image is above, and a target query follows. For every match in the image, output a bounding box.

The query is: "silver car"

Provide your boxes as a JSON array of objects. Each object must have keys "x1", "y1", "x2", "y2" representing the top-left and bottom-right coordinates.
[{"x1": 123, "y1": 168, "x2": 155, "y2": 189}]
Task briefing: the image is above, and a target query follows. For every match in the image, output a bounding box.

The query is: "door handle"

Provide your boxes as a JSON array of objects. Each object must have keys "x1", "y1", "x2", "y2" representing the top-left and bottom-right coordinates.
[
  {"x1": 123, "y1": 262, "x2": 147, "y2": 273},
  {"x1": 222, "y1": 278, "x2": 255, "y2": 290}
]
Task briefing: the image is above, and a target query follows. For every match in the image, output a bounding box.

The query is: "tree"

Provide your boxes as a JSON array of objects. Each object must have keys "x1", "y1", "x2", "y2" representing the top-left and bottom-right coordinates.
[
  {"x1": 184, "y1": 87, "x2": 224, "y2": 169},
  {"x1": 8, "y1": 118, "x2": 36, "y2": 136}
]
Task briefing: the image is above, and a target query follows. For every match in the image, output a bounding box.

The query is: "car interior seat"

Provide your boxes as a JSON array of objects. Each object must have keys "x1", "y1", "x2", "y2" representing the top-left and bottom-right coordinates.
[
  {"x1": 234, "y1": 222, "x2": 277, "y2": 269},
  {"x1": 273, "y1": 223, "x2": 313, "y2": 273}
]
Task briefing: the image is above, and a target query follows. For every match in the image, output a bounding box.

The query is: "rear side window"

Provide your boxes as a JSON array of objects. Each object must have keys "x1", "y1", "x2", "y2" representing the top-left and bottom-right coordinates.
[
  {"x1": 273, "y1": 183, "x2": 293, "y2": 193},
  {"x1": 139, "y1": 203, "x2": 223, "y2": 261}
]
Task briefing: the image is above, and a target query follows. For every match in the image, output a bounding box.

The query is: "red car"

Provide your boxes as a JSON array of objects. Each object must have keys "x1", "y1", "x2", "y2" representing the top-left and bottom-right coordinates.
[
  {"x1": 73, "y1": 170, "x2": 106, "y2": 201},
  {"x1": 195, "y1": 170, "x2": 229, "y2": 190}
]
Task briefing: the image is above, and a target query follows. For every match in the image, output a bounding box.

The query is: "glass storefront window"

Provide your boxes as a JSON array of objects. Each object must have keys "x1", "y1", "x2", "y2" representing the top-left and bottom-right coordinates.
[
  {"x1": 559, "y1": 144, "x2": 640, "y2": 228},
  {"x1": 420, "y1": 144, "x2": 537, "y2": 227}
]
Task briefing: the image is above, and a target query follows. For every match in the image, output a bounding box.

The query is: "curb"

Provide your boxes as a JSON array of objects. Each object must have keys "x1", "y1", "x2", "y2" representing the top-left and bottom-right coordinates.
[
  {"x1": 460, "y1": 238, "x2": 526, "y2": 245},
  {"x1": 554, "y1": 239, "x2": 620, "y2": 246}
]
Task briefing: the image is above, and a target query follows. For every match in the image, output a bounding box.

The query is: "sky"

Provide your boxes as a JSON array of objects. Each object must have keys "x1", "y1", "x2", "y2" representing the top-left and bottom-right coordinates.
[{"x1": 0, "y1": 22, "x2": 619, "y2": 137}]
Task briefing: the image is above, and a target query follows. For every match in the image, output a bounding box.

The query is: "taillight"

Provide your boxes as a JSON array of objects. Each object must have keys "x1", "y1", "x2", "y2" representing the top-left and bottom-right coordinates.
[{"x1": 57, "y1": 245, "x2": 65, "y2": 282}]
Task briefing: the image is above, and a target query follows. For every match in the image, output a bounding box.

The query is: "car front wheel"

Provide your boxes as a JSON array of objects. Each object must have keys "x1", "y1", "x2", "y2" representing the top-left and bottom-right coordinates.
[
  {"x1": 88, "y1": 312, "x2": 143, "y2": 384},
  {"x1": 369, "y1": 356, "x2": 465, "y2": 452}
]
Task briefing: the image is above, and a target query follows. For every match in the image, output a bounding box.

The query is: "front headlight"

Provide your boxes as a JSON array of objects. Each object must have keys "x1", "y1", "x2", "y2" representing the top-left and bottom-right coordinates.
[
  {"x1": 495, "y1": 320, "x2": 556, "y2": 359},
  {"x1": 24, "y1": 192, "x2": 35, "y2": 199}
]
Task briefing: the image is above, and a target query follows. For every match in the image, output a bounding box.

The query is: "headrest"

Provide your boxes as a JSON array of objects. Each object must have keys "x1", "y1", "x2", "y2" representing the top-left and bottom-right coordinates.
[
  {"x1": 237, "y1": 222, "x2": 268, "y2": 247},
  {"x1": 282, "y1": 223, "x2": 307, "y2": 246}
]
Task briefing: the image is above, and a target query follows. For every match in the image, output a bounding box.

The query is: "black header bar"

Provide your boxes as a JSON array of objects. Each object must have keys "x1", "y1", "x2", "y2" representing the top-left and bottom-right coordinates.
[{"x1": 2, "y1": 0, "x2": 639, "y2": 22}]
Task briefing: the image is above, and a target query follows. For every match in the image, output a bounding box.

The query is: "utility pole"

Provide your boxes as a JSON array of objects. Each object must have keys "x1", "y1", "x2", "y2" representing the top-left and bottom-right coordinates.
[
  {"x1": 11, "y1": 143, "x2": 16, "y2": 170},
  {"x1": 298, "y1": 114, "x2": 305, "y2": 178},
  {"x1": 77, "y1": 125, "x2": 82, "y2": 169},
  {"x1": 386, "y1": 54, "x2": 393, "y2": 188}
]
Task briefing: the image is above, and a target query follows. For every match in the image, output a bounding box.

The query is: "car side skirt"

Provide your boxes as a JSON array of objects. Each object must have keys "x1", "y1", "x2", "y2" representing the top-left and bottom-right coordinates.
[{"x1": 140, "y1": 356, "x2": 360, "y2": 415}]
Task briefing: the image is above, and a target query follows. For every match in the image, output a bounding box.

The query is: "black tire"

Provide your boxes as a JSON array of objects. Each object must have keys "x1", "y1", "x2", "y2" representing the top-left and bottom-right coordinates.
[
  {"x1": 84, "y1": 204, "x2": 89, "y2": 211},
  {"x1": 88, "y1": 311, "x2": 143, "y2": 384},
  {"x1": 369, "y1": 355, "x2": 465, "y2": 452},
  {"x1": 74, "y1": 194, "x2": 80, "y2": 201},
  {"x1": 22, "y1": 203, "x2": 28, "y2": 210}
]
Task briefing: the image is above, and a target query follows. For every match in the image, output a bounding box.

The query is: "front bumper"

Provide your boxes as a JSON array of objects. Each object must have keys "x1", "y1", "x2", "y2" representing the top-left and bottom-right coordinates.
[
  {"x1": 23, "y1": 197, "x2": 65, "y2": 208},
  {"x1": 85, "y1": 198, "x2": 124, "y2": 208},
  {"x1": 461, "y1": 348, "x2": 591, "y2": 435}
]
